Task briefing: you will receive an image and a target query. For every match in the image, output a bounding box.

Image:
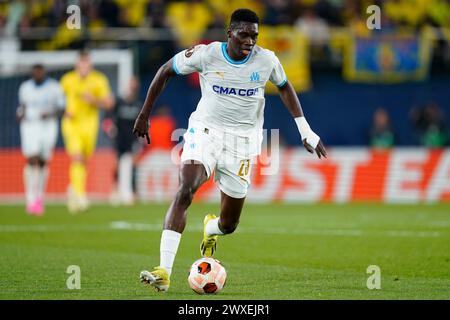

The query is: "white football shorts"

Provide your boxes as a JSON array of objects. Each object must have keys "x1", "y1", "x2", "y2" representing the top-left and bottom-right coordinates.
[
  {"x1": 180, "y1": 119, "x2": 255, "y2": 199},
  {"x1": 20, "y1": 119, "x2": 58, "y2": 160}
]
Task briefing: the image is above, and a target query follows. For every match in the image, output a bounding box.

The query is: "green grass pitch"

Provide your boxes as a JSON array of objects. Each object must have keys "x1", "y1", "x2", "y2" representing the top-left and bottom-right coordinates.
[{"x1": 0, "y1": 202, "x2": 449, "y2": 300}]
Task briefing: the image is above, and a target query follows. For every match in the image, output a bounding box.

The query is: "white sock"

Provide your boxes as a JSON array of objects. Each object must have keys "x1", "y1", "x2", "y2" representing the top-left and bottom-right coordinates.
[
  {"x1": 118, "y1": 153, "x2": 133, "y2": 204},
  {"x1": 160, "y1": 229, "x2": 181, "y2": 277},
  {"x1": 23, "y1": 165, "x2": 38, "y2": 205},
  {"x1": 37, "y1": 165, "x2": 49, "y2": 200},
  {"x1": 205, "y1": 218, "x2": 224, "y2": 236}
]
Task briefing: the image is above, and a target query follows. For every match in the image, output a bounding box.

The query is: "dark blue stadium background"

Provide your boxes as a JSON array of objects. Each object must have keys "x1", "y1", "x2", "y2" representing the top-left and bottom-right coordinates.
[
  {"x1": 1, "y1": 71, "x2": 449, "y2": 148},
  {"x1": 148, "y1": 72, "x2": 450, "y2": 146}
]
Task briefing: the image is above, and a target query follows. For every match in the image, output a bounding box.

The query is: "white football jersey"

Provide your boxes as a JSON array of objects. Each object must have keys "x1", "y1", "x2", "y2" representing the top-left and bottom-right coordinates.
[
  {"x1": 18, "y1": 78, "x2": 65, "y2": 121},
  {"x1": 173, "y1": 41, "x2": 287, "y2": 138}
]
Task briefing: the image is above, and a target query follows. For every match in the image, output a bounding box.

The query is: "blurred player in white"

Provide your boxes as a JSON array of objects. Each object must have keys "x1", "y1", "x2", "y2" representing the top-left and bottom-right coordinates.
[
  {"x1": 17, "y1": 64, "x2": 65, "y2": 215},
  {"x1": 134, "y1": 9, "x2": 327, "y2": 292}
]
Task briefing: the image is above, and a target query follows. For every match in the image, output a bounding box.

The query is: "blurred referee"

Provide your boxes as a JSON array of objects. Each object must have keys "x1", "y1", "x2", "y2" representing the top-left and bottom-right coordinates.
[{"x1": 104, "y1": 76, "x2": 143, "y2": 205}]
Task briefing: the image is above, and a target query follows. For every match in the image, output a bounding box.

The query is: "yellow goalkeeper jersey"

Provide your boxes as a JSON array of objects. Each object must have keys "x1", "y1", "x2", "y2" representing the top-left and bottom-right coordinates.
[{"x1": 60, "y1": 70, "x2": 111, "y2": 124}]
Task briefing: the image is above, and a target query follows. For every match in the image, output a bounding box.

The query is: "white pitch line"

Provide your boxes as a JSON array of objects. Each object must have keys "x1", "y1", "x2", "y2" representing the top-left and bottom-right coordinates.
[
  {"x1": 108, "y1": 221, "x2": 446, "y2": 238},
  {"x1": 0, "y1": 221, "x2": 447, "y2": 238},
  {"x1": 384, "y1": 230, "x2": 443, "y2": 238},
  {"x1": 427, "y1": 221, "x2": 450, "y2": 228},
  {"x1": 0, "y1": 225, "x2": 107, "y2": 232},
  {"x1": 109, "y1": 221, "x2": 203, "y2": 232}
]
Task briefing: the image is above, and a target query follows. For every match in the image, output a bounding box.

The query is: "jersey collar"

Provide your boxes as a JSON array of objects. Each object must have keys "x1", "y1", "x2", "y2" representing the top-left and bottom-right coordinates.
[
  {"x1": 221, "y1": 42, "x2": 252, "y2": 65},
  {"x1": 33, "y1": 77, "x2": 48, "y2": 87}
]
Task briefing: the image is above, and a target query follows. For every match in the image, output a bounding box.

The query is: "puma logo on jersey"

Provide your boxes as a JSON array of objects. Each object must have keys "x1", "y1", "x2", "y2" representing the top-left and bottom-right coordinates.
[{"x1": 215, "y1": 72, "x2": 225, "y2": 79}]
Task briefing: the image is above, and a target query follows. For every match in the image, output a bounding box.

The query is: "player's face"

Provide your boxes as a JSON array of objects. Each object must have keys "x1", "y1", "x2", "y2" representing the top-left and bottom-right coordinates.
[
  {"x1": 128, "y1": 76, "x2": 140, "y2": 95},
  {"x1": 76, "y1": 57, "x2": 92, "y2": 78},
  {"x1": 227, "y1": 22, "x2": 258, "y2": 60},
  {"x1": 31, "y1": 67, "x2": 45, "y2": 84}
]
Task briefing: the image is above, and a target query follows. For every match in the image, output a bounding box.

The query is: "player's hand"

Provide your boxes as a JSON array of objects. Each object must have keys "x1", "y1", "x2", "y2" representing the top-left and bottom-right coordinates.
[
  {"x1": 303, "y1": 138, "x2": 327, "y2": 159},
  {"x1": 81, "y1": 93, "x2": 96, "y2": 105},
  {"x1": 133, "y1": 113, "x2": 150, "y2": 144},
  {"x1": 101, "y1": 118, "x2": 117, "y2": 138},
  {"x1": 63, "y1": 111, "x2": 74, "y2": 119},
  {"x1": 41, "y1": 112, "x2": 54, "y2": 120},
  {"x1": 16, "y1": 106, "x2": 24, "y2": 122}
]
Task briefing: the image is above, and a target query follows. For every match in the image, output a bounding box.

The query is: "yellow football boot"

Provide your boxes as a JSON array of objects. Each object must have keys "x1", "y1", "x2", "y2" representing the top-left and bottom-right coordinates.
[
  {"x1": 140, "y1": 266, "x2": 170, "y2": 292},
  {"x1": 200, "y1": 214, "x2": 218, "y2": 257}
]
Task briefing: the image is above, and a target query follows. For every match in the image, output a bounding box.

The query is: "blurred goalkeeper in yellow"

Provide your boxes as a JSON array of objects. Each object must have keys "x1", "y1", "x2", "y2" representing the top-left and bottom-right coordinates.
[{"x1": 61, "y1": 51, "x2": 115, "y2": 213}]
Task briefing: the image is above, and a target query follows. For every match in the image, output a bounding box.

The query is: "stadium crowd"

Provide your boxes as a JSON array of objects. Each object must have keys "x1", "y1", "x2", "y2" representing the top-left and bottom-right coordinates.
[{"x1": 1, "y1": 0, "x2": 449, "y2": 49}]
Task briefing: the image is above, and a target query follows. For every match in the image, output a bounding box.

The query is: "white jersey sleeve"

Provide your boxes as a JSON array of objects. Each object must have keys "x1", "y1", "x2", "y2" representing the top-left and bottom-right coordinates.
[
  {"x1": 172, "y1": 44, "x2": 207, "y2": 75},
  {"x1": 269, "y1": 54, "x2": 288, "y2": 88}
]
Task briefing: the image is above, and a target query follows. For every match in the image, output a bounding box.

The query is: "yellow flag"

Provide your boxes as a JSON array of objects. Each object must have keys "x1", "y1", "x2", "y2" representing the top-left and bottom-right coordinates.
[{"x1": 258, "y1": 26, "x2": 311, "y2": 93}]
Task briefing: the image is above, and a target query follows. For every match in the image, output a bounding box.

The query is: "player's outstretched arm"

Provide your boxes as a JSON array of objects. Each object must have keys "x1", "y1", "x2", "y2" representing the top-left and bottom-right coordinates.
[
  {"x1": 16, "y1": 105, "x2": 25, "y2": 122},
  {"x1": 277, "y1": 81, "x2": 327, "y2": 159},
  {"x1": 133, "y1": 59, "x2": 176, "y2": 144}
]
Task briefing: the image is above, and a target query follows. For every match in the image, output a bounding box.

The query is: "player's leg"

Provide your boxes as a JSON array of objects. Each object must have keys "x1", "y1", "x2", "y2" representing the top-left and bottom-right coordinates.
[
  {"x1": 34, "y1": 120, "x2": 58, "y2": 214},
  {"x1": 108, "y1": 156, "x2": 119, "y2": 206},
  {"x1": 29, "y1": 157, "x2": 48, "y2": 216},
  {"x1": 69, "y1": 155, "x2": 87, "y2": 211},
  {"x1": 62, "y1": 119, "x2": 86, "y2": 213},
  {"x1": 201, "y1": 156, "x2": 251, "y2": 257},
  {"x1": 164, "y1": 161, "x2": 208, "y2": 232},
  {"x1": 20, "y1": 121, "x2": 41, "y2": 214},
  {"x1": 218, "y1": 191, "x2": 246, "y2": 233},
  {"x1": 131, "y1": 153, "x2": 138, "y2": 200},
  {"x1": 140, "y1": 161, "x2": 208, "y2": 291},
  {"x1": 118, "y1": 151, "x2": 133, "y2": 205},
  {"x1": 28, "y1": 156, "x2": 49, "y2": 216},
  {"x1": 75, "y1": 126, "x2": 99, "y2": 211},
  {"x1": 108, "y1": 137, "x2": 120, "y2": 206},
  {"x1": 23, "y1": 156, "x2": 41, "y2": 214},
  {"x1": 157, "y1": 131, "x2": 214, "y2": 272},
  {"x1": 141, "y1": 121, "x2": 220, "y2": 291},
  {"x1": 160, "y1": 122, "x2": 218, "y2": 267},
  {"x1": 117, "y1": 135, "x2": 134, "y2": 205},
  {"x1": 140, "y1": 162, "x2": 208, "y2": 291},
  {"x1": 201, "y1": 191, "x2": 246, "y2": 257}
]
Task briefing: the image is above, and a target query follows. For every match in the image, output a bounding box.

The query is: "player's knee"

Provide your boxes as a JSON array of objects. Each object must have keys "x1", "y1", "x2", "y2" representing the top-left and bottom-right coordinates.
[
  {"x1": 219, "y1": 220, "x2": 239, "y2": 234},
  {"x1": 27, "y1": 156, "x2": 40, "y2": 166},
  {"x1": 174, "y1": 183, "x2": 196, "y2": 207},
  {"x1": 39, "y1": 159, "x2": 47, "y2": 167},
  {"x1": 71, "y1": 154, "x2": 85, "y2": 164}
]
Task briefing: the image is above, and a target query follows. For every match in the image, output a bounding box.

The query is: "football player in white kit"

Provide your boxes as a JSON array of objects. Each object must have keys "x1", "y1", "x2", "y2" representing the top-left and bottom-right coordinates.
[
  {"x1": 134, "y1": 9, "x2": 327, "y2": 292},
  {"x1": 17, "y1": 64, "x2": 65, "y2": 215}
]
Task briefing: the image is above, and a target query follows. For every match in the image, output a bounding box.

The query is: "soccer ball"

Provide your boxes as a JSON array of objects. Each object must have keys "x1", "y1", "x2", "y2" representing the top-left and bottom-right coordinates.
[{"x1": 188, "y1": 257, "x2": 227, "y2": 294}]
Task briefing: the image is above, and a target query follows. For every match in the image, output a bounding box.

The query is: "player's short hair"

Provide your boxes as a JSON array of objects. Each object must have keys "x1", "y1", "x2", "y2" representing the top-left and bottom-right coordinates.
[
  {"x1": 32, "y1": 64, "x2": 44, "y2": 70},
  {"x1": 78, "y1": 49, "x2": 90, "y2": 59},
  {"x1": 230, "y1": 8, "x2": 259, "y2": 29}
]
